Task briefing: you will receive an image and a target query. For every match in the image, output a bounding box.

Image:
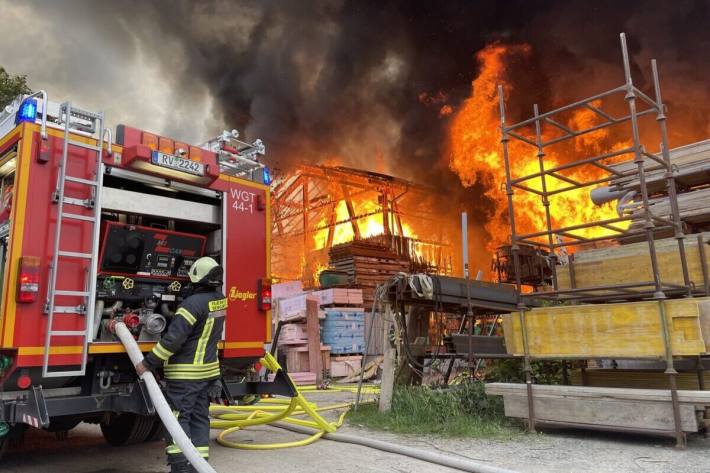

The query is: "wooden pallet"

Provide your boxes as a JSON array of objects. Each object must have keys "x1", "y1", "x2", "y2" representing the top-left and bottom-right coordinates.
[{"x1": 283, "y1": 344, "x2": 331, "y2": 373}]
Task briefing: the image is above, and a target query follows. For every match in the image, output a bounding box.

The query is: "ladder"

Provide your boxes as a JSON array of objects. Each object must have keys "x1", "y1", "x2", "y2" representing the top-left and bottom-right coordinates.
[{"x1": 42, "y1": 102, "x2": 105, "y2": 378}]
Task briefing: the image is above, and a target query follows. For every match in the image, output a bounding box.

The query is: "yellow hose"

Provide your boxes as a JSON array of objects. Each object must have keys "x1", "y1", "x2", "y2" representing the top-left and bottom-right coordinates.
[{"x1": 210, "y1": 353, "x2": 378, "y2": 450}]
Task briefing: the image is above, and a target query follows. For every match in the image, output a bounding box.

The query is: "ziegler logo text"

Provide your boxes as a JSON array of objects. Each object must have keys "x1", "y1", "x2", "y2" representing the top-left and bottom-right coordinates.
[{"x1": 229, "y1": 287, "x2": 257, "y2": 302}]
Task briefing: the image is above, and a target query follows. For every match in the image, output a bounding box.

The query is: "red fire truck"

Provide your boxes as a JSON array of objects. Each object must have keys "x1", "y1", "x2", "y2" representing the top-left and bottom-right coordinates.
[{"x1": 0, "y1": 91, "x2": 290, "y2": 459}]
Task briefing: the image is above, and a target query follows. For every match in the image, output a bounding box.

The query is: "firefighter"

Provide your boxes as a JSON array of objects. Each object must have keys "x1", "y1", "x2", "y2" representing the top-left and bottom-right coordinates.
[{"x1": 136, "y1": 256, "x2": 228, "y2": 473}]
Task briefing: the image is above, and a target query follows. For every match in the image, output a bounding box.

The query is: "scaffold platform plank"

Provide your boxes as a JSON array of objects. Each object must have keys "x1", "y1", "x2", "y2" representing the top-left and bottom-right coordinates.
[
  {"x1": 556, "y1": 232, "x2": 710, "y2": 292},
  {"x1": 486, "y1": 383, "x2": 702, "y2": 433},
  {"x1": 502, "y1": 298, "x2": 709, "y2": 358}
]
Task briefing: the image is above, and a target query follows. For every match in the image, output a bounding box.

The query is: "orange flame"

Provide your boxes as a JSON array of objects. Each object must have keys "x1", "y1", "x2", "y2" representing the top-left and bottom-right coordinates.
[
  {"x1": 447, "y1": 44, "x2": 628, "y2": 253},
  {"x1": 313, "y1": 199, "x2": 417, "y2": 250}
]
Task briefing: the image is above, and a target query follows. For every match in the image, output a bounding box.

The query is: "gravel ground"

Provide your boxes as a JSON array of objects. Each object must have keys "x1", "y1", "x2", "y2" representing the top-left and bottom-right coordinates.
[{"x1": 2, "y1": 389, "x2": 710, "y2": 473}]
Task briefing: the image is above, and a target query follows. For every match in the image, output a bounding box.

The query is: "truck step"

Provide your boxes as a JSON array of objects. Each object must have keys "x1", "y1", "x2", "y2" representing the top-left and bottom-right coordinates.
[
  {"x1": 65, "y1": 175, "x2": 99, "y2": 186},
  {"x1": 49, "y1": 330, "x2": 87, "y2": 337},
  {"x1": 57, "y1": 251, "x2": 92, "y2": 259},
  {"x1": 54, "y1": 290, "x2": 89, "y2": 297},
  {"x1": 61, "y1": 212, "x2": 96, "y2": 222}
]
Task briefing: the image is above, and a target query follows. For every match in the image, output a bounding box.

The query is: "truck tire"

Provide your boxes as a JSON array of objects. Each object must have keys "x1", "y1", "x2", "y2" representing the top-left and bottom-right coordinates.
[
  {"x1": 46, "y1": 416, "x2": 81, "y2": 433},
  {"x1": 145, "y1": 416, "x2": 164, "y2": 443},
  {"x1": 0, "y1": 424, "x2": 24, "y2": 463},
  {"x1": 100, "y1": 413, "x2": 156, "y2": 446},
  {"x1": 0, "y1": 433, "x2": 7, "y2": 463}
]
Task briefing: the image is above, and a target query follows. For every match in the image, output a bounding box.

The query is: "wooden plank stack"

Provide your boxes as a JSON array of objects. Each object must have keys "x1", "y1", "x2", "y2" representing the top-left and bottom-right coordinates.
[
  {"x1": 485, "y1": 383, "x2": 710, "y2": 433},
  {"x1": 321, "y1": 309, "x2": 366, "y2": 355},
  {"x1": 569, "y1": 369, "x2": 710, "y2": 390},
  {"x1": 610, "y1": 139, "x2": 710, "y2": 194},
  {"x1": 275, "y1": 288, "x2": 363, "y2": 321},
  {"x1": 328, "y1": 240, "x2": 410, "y2": 307},
  {"x1": 628, "y1": 188, "x2": 710, "y2": 232},
  {"x1": 282, "y1": 344, "x2": 331, "y2": 373},
  {"x1": 605, "y1": 139, "x2": 710, "y2": 232},
  {"x1": 272, "y1": 281, "x2": 370, "y2": 379}
]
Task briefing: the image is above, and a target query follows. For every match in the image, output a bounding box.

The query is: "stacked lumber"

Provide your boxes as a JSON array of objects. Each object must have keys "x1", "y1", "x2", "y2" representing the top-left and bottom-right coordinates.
[
  {"x1": 329, "y1": 240, "x2": 410, "y2": 307},
  {"x1": 272, "y1": 290, "x2": 329, "y2": 382},
  {"x1": 278, "y1": 323, "x2": 308, "y2": 345},
  {"x1": 317, "y1": 288, "x2": 364, "y2": 306},
  {"x1": 628, "y1": 188, "x2": 710, "y2": 232},
  {"x1": 569, "y1": 369, "x2": 710, "y2": 390},
  {"x1": 502, "y1": 297, "x2": 710, "y2": 358},
  {"x1": 275, "y1": 288, "x2": 363, "y2": 321},
  {"x1": 272, "y1": 280, "x2": 303, "y2": 300},
  {"x1": 326, "y1": 240, "x2": 410, "y2": 358},
  {"x1": 610, "y1": 139, "x2": 710, "y2": 193},
  {"x1": 485, "y1": 383, "x2": 709, "y2": 433},
  {"x1": 273, "y1": 283, "x2": 371, "y2": 378},
  {"x1": 281, "y1": 344, "x2": 331, "y2": 373},
  {"x1": 321, "y1": 309, "x2": 366, "y2": 354},
  {"x1": 605, "y1": 140, "x2": 710, "y2": 232},
  {"x1": 556, "y1": 232, "x2": 710, "y2": 291}
]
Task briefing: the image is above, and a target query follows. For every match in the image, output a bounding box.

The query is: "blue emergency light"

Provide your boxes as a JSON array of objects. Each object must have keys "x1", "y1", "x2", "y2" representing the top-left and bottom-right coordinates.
[
  {"x1": 15, "y1": 98, "x2": 38, "y2": 125},
  {"x1": 262, "y1": 166, "x2": 272, "y2": 185}
]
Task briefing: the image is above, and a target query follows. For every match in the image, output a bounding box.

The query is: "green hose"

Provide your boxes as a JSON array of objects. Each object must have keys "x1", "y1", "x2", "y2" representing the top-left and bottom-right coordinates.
[{"x1": 0, "y1": 422, "x2": 9, "y2": 438}]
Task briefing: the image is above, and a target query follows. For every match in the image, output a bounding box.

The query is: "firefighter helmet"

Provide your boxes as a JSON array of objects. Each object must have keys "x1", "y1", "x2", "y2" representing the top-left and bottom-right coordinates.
[{"x1": 188, "y1": 257, "x2": 223, "y2": 285}]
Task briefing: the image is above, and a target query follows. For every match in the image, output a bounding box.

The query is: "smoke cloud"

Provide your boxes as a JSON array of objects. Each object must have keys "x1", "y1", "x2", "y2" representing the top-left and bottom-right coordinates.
[{"x1": 0, "y1": 0, "x2": 708, "y2": 179}]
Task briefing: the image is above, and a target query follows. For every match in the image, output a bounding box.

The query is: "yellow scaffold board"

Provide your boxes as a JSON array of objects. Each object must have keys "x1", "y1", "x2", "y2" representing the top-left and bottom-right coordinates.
[
  {"x1": 502, "y1": 298, "x2": 709, "y2": 358},
  {"x1": 556, "y1": 233, "x2": 710, "y2": 291}
]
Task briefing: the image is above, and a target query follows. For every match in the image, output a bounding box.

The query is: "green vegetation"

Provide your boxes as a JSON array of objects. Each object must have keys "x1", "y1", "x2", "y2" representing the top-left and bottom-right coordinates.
[
  {"x1": 0, "y1": 67, "x2": 31, "y2": 109},
  {"x1": 486, "y1": 358, "x2": 565, "y2": 385},
  {"x1": 348, "y1": 382, "x2": 520, "y2": 438}
]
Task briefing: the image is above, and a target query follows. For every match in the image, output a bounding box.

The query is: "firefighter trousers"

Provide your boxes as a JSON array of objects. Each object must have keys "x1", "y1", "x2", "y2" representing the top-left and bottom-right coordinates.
[{"x1": 164, "y1": 380, "x2": 211, "y2": 464}]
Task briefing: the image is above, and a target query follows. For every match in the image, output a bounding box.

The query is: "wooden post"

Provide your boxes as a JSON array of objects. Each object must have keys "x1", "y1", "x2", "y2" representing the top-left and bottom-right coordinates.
[
  {"x1": 341, "y1": 184, "x2": 362, "y2": 240},
  {"x1": 381, "y1": 191, "x2": 391, "y2": 236},
  {"x1": 379, "y1": 303, "x2": 396, "y2": 412},
  {"x1": 325, "y1": 202, "x2": 337, "y2": 249},
  {"x1": 306, "y1": 297, "x2": 323, "y2": 385},
  {"x1": 302, "y1": 180, "x2": 309, "y2": 247}
]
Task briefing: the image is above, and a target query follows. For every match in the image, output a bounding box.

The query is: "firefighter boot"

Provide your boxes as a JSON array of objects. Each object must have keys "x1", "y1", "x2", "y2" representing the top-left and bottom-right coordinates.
[{"x1": 169, "y1": 461, "x2": 191, "y2": 473}]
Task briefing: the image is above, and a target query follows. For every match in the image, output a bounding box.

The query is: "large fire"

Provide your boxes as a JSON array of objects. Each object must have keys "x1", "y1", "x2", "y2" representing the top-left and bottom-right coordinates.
[
  {"x1": 448, "y1": 44, "x2": 628, "y2": 253},
  {"x1": 313, "y1": 198, "x2": 417, "y2": 249}
]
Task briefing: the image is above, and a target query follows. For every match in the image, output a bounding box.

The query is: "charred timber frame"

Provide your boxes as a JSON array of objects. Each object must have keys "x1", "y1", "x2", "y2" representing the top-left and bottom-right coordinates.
[
  {"x1": 271, "y1": 164, "x2": 452, "y2": 281},
  {"x1": 497, "y1": 33, "x2": 693, "y2": 447}
]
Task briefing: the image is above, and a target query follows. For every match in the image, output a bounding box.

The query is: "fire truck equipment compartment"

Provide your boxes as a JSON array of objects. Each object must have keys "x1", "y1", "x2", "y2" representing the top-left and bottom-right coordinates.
[
  {"x1": 98, "y1": 222, "x2": 206, "y2": 279},
  {"x1": 101, "y1": 187, "x2": 220, "y2": 224}
]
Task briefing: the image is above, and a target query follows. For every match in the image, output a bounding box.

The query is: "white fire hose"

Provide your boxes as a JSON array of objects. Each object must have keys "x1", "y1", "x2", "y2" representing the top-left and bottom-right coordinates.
[{"x1": 114, "y1": 322, "x2": 218, "y2": 473}]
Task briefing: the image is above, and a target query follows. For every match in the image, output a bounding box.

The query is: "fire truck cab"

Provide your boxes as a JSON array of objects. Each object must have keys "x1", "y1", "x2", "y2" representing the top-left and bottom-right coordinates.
[{"x1": 0, "y1": 92, "x2": 288, "y2": 457}]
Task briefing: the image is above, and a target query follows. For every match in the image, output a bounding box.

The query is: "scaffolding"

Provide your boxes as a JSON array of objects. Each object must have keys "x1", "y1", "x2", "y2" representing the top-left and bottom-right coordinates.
[
  {"x1": 271, "y1": 164, "x2": 453, "y2": 284},
  {"x1": 498, "y1": 33, "x2": 698, "y2": 447}
]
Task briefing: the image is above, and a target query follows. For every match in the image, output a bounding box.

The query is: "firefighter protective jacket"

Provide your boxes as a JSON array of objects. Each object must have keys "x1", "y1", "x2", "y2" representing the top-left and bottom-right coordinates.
[{"x1": 143, "y1": 289, "x2": 228, "y2": 381}]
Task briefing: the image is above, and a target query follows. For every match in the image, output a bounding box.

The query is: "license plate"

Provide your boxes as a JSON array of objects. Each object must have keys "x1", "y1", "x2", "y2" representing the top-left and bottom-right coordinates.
[{"x1": 151, "y1": 151, "x2": 205, "y2": 176}]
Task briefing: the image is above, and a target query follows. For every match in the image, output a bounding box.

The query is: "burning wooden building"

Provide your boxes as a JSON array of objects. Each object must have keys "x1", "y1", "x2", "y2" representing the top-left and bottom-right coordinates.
[{"x1": 271, "y1": 164, "x2": 454, "y2": 299}]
